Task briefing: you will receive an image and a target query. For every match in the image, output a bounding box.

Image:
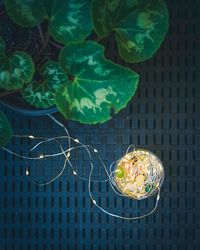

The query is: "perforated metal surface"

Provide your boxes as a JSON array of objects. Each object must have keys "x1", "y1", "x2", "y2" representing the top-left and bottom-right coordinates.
[{"x1": 0, "y1": 0, "x2": 200, "y2": 249}]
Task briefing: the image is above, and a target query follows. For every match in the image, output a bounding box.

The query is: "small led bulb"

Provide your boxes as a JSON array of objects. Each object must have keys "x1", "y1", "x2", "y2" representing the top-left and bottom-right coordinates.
[
  {"x1": 94, "y1": 149, "x2": 98, "y2": 153},
  {"x1": 73, "y1": 171, "x2": 77, "y2": 175},
  {"x1": 29, "y1": 135, "x2": 34, "y2": 139},
  {"x1": 67, "y1": 152, "x2": 71, "y2": 158},
  {"x1": 92, "y1": 200, "x2": 97, "y2": 205},
  {"x1": 26, "y1": 170, "x2": 29, "y2": 176},
  {"x1": 74, "y1": 139, "x2": 79, "y2": 143},
  {"x1": 39, "y1": 155, "x2": 44, "y2": 159}
]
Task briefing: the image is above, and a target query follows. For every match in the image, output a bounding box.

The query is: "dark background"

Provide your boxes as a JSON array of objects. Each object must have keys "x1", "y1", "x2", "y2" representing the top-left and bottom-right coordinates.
[{"x1": 0, "y1": 0, "x2": 200, "y2": 249}]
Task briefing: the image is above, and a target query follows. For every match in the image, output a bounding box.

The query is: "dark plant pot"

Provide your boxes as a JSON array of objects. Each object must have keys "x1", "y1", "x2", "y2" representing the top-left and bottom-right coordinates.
[
  {"x1": 0, "y1": 1, "x2": 58, "y2": 116},
  {"x1": 0, "y1": 94, "x2": 58, "y2": 116}
]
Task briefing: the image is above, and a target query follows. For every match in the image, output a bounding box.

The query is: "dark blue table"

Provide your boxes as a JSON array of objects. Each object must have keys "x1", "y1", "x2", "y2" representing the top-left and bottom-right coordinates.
[{"x1": 0, "y1": 0, "x2": 200, "y2": 249}]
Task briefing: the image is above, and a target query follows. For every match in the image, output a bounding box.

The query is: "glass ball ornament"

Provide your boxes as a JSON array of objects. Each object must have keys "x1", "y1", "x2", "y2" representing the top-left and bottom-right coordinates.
[{"x1": 114, "y1": 149, "x2": 165, "y2": 200}]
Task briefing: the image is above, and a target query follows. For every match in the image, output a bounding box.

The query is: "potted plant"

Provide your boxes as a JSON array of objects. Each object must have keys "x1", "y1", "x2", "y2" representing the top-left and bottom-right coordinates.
[{"x1": 0, "y1": 0, "x2": 169, "y2": 146}]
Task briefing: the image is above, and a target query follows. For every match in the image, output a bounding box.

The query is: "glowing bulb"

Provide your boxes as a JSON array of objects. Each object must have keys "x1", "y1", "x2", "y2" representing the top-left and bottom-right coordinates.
[
  {"x1": 29, "y1": 135, "x2": 34, "y2": 139},
  {"x1": 26, "y1": 170, "x2": 29, "y2": 176},
  {"x1": 67, "y1": 152, "x2": 70, "y2": 158},
  {"x1": 73, "y1": 171, "x2": 77, "y2": 175},
  {"x1": 92, "y1": 200, "x2": 97, "y2": 205},
  {"x1": 74, "y1": 139, "x2": 79, "y2": 143},
  {"x1": 39, "y1": 155, "x2": 44, "y2": 159},
  {"x1": 94, "y1": 149, "x2": 98, "y2": 153}
]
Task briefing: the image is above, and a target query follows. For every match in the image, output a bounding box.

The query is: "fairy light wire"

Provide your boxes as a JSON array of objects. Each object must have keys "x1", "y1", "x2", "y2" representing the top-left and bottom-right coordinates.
[
  {"x1": 1, "y1": 115, "x2": 163, "y2": 220},
  {"x1": 25, "y1": 138, "x2": 69, "y2": 186}
]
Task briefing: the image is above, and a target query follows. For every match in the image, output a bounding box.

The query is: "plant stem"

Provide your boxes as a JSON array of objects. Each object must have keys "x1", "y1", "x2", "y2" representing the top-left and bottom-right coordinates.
[
  {"x1": 91, "y1": 32, "x2": 104, "y2": 43},
  {"x1": 94, "y1": 36, "x2": 103, "y2": 42},
  {"x1": 35, "y1": 25, "x2": 50, "y2": 61},
  {"x1": 49, "y1": 40, "x2": 64, "y2": 49},
  {"x1": 37, "y1": 32, "x2": 50, "y2": 56},
  {"x1": 37, "y1": 25, "x2": 45, "y2": 44},
  {"x1": 0, "y1": 90, "x2": 17, "y2": 98}
]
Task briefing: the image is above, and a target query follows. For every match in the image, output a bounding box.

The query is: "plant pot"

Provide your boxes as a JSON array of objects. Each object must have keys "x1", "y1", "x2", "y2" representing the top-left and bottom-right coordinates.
[
  {"x1": 0, "y1": 1, "x2": 58, "y2": 116},
  {"x1": 0, "y1": 94, "x2": 58, "y2": 116}
]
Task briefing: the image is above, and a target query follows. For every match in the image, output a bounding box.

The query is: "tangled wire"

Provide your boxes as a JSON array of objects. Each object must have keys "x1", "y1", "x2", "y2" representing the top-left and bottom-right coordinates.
[{"x1": 2, "y1": 114, "x2": 164, "y2": 220}]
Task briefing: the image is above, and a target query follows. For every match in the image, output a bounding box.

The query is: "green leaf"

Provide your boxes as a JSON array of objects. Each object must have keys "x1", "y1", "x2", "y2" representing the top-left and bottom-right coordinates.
[
  {"x1": 56, "y1": 41, "x2": 139, "y2": 124},
  {"x1": 21, "y1": 61, "x2": 69, "y2": 108},
  {"x1": 0, "y1": 36, "x2": 34, "y2": 90},
  {"x1": 0, "y1": 111, "x2": 13, "y2": 147},
  {"x1": 5, "y1": 0, "x2": 93, "y2": 44},
  {"x1": 92, "y1": 0, "x2": 169, "y2": 63}
]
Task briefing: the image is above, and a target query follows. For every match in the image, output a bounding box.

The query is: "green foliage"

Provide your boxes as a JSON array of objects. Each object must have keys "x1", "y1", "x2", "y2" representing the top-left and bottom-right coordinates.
[
  {"x1": 5, "y1": 0, "x2": 93, "y2": 44},
  {"x1": 0, "y1": 36, "x2": 34, "y2": 90},
  {"x1": 56, "y1": 42, "x2": 139, "y2": 124},
  {"x1": 0, "y1": 0, "x2": 169, "y2": 124},
  {"x1": 92, "y1": 0, "x2": 169, "y2": 62},
  {"x1": 21, "y1": 61, "x2": 68, "y2": 108},
  {"x1": 0, "y1": 111, "x2": 12, "y2": 147}
]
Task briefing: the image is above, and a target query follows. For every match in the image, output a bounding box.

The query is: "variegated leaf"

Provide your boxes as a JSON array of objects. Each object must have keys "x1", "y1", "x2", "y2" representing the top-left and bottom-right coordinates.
[
  {"x1": 56, "y1": 41, "x2": 139, "y2": 124},
  {"x1": 21, "y1": 61, "x2": 68, "y2": 108},
  {"x1": 92, "y1": 0, "x2": 169, "y2": 63},
  {"x1": 0, "y1": 36, "x2": 34, "y2": 90},
  {"x1": 5, "y1": 0, "x2": 93, "y2": 44}
]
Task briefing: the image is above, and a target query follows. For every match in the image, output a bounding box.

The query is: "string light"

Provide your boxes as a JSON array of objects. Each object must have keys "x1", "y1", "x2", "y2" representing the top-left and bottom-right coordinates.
[
  {"x1": 1, "y1": 115, "x2": 164, "y2": 220},
  {"x1": 113, "y1": 149, "x2": 164, "y2": 200}
]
